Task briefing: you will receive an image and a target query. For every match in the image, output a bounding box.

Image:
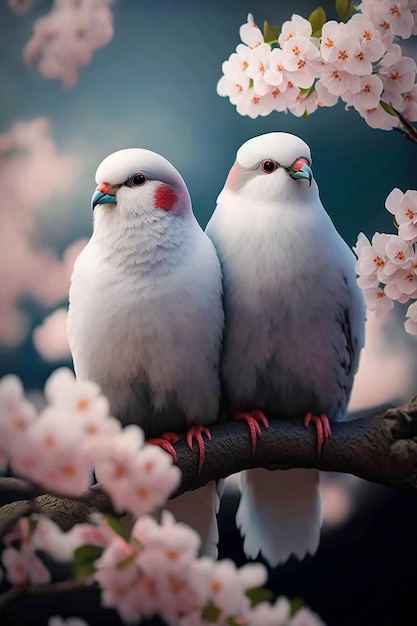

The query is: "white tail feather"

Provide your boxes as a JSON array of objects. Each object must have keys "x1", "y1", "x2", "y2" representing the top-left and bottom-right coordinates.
[
  {"x1": 164, "y1": 481, "x2": 220, "y2": 558},
  {"x1": 236, "y1": 468, "x2": 322, "y2": 566}
]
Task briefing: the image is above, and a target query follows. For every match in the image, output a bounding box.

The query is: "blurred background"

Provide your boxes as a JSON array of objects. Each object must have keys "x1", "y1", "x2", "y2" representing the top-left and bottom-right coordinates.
[{"x1": 1, "y1": 1, "x2": 417, "y2": 625}]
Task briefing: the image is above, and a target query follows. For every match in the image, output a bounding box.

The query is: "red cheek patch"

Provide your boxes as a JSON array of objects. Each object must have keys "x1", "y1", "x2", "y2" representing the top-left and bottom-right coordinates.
[{"x1": 154, "y1": 185, "x2": 177, "y2": 211}]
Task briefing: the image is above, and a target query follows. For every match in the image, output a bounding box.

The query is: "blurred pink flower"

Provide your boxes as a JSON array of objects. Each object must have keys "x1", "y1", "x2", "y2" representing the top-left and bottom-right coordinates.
[
  {"x1": 32, "y1": 308, "x2": 71, "y2": 362},
  {"x1": 23, "y1": 0, "x2": 114, "y2": 88},
  {"x1": 0, "y1": 118, "x2": 86, "y2": 347}
]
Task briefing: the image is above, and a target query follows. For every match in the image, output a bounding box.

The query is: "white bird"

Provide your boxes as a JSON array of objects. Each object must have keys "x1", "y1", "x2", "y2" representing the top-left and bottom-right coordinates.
[
  {"x1": 206, "y1": 132, "x2": 366, "y2": 566},
  {"x1": 68, "y1": 148, "x2": 224, "y2": 556}
]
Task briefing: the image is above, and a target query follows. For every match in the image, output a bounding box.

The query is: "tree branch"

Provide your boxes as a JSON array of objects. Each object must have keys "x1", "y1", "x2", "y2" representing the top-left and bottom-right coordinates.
[{"x1": 1, "y1": 398, "x2": 417, "y2": 533}]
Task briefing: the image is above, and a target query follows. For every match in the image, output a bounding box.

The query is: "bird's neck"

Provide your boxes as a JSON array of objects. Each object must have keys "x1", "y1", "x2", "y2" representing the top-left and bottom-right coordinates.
[{"x1": 92, "y1": 207, "x2": 194, "y2": 275}]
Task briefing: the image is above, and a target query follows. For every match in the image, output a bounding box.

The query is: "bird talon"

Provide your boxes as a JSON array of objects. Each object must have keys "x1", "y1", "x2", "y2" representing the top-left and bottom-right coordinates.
[
  {"x1": 146, "y1": 436, "x2": 178, "y2": 463},
  {"x1": 235, "y1": 410, "x2": 269, "y2": 454},
  {"x1": 304, "y1": 412, "x2": 331, "y2": 459},
  {"x1": 186, "y1": 425, "x2": 212, "y2": 474}
]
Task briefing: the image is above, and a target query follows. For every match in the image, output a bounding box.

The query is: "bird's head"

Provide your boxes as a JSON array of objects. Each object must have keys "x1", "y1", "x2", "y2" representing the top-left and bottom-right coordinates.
[
  {"x1": 224, "y1": 132, "x2": 315, "y2": 204},
  {"x1": 91, "y1": 148, "x2": 192, "y2": 219}
]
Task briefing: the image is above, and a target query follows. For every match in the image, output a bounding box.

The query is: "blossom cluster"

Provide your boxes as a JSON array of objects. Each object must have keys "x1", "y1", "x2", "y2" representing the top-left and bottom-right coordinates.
[
  {"x1": 354, "y1": 187, "x2": 417, "y2": 334},
  {"x1": 0, "y1": 367, "x2": 180, "y2": 509},
  {"x1": 0, "y1": 371, "x2": 325, "y2": 626},
  {"x1": 217, "y1": 1, "x2": 417, "y2": 130},
  {"x1": 10, "y1": 0, "x2": 114, "y2": 87}
]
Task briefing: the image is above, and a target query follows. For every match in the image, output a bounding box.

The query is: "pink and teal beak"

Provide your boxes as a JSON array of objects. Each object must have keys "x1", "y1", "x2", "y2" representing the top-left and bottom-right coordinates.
[
  {"x1": 91, "y1": 182, "x2": 117, "y2": 210},
  {"x1": 288, "y1": 158, "x2": 312, "y2": 186}
]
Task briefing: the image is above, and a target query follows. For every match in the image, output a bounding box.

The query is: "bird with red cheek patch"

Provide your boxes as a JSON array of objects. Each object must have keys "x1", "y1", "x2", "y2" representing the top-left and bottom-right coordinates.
[{"x1": 68, "y1": 148, "x2": 224, "y2": 558}]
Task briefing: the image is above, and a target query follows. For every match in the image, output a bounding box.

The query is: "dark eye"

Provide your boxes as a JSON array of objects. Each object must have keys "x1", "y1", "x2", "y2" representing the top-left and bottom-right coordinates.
[
  {"x1": 261, "y1": 160, "x2": 278, "y2": 174},
  {"x1": 130, "y1": 172, "x2": 147, "y2": 186}
]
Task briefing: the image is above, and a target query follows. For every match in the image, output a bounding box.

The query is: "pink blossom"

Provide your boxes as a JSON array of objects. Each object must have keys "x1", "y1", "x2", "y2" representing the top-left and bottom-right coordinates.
[
  {"x1": 220, "y1": 44, "x2": 251, "y2": 92},
  {"x1": 2, "y1": 544, "x2": 50, "y2": 586},
  {"x1": 385, "y1": 187, "x2": 417, "y2": 243},
  {"x1": 379, "y1": 44, "x2": 417, "y2": 108},
  {"x1": 398, "y1": 84, "x2": 417, "y2": 120},
  {"x1": 348, "y1": 14, "x2": 387, "y2": 66},
  {"x1": 405, "y1": 300, "x2": 417, "y2": 333},
  {"x1": 363, "y1": 287, "x2": 395, "y2": 313},
  {"x1": 351, "y1": 75, "x2": 384, "y2": 110},
  {"x1": 278, "y1": 14, "x2": 312, "y2": 47},
  {"x1": 32, "y1": 308, "x2": 71, "y2": 362},
  {"x1": 282, "y1": 36, "x2": 321, "y2": 89},
  {"x1": 24, "y1": 0, "x2": 114, "y2": 88},
  {"x1": 247, "y1": 44, "x2": 272, "y2": 95},
  {"x1": 95, "y1": 426, "x2": 180, "y2": 516},
  {"x1": 248, "y1": 596, "x2": 291, "y2": 626},
  {"x1": 356, "y1": 101, "x2": 400, "y2": 129},
  {"x1": 239, "y1": 14, "x2": 264, "y2": 49},
  {"x1": 320, "y1": 64, "x2": 360, "y2": 97},
  {"x1": 264, "y1": 48, "x2": 292, "y2": 88}
]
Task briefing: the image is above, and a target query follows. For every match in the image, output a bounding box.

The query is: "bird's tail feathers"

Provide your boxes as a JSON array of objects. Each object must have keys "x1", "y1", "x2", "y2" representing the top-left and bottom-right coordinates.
[
  {"x1": 236, "y1": 467, "x2": 322, "y2": 567},
  {"x1": 163, "y1": 480, "x2": 221, "y2": 559}
]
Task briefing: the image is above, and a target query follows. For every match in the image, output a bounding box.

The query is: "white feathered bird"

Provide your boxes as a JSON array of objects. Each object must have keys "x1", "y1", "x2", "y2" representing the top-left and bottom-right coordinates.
[
  {"x1": 206, "y1": 132, "x2": 366, "y2": 566},
  {"x1": 68, "y1": 148, "x2": 224, "y2": 556}
]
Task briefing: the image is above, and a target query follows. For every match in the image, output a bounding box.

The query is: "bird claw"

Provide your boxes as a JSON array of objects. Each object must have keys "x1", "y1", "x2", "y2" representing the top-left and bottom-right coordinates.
[
  {"x1": 146, "y1": 431, "x2": 184, "y2": 463},
  {"x1": 186, "y1": 425, "x2": 211, "y2": 474},
  {"x1": 304, "y1": 412, "x2": 332, "y2": 458},
  {"x1": 235, "y1": 409, "x2": 269, "y2": 454}
]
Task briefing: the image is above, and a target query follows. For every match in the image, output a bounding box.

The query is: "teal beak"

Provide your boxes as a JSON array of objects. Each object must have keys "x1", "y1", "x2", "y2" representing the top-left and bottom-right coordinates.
[
  {"x1": 289, "y1": 163, "x2": 312, "y2": 187},
  {"x1": 91, "y1": 190, "x2": 117, "y2": 210}
]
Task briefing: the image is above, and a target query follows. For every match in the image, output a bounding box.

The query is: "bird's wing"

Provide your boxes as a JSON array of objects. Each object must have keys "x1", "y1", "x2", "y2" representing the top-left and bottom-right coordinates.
[{"x1": 333, "y1": 261, "x2": 366, "y2": 420}]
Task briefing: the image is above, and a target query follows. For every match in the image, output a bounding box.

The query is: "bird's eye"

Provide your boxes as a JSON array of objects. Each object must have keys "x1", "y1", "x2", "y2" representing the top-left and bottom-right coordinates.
[
  {"x1": 261, "y1": 160, "x2": 278, "y2": 174},
  {"x1": 129, "y1": 172, "x2": 147, "y2": 186}
]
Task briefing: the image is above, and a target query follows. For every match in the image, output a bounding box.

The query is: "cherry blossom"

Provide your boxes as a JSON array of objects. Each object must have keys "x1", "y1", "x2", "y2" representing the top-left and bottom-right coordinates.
[
  {"x1": 278, "y1": 14, "x2": 313, "y2": 47},
  {"x1": 8, "y1": 0, "x2": 39, "y2": 14},
  {"x1": 23, "y1": 0, "x2": 114, "y2": 88},
  {"x1": 282, "y1": 36, "x2": 321, "y2": 89},
  {"x1": 385, "y1": 187, "x2": 417, "y2": 242},
  {"x1": 239, "y1": 13, "x2": 264, "y2": 48},
  {"x1": 405, "y1": 300, "x2": 417, "y2": 333},
  {"x1": 247, "y1": 44, "x2": 272, "y2": 95},
  {"x1": 95, "y1": 425, "x2": 181, "y2": 517},
  {"x1": 379, "y1": 44, "x2": 417, "y2": 107}
]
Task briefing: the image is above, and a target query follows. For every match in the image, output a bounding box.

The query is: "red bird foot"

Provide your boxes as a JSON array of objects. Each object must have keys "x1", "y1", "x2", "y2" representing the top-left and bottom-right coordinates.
[
  {"x1": 304, "y1": 412, "x2": 332, "y2": 458},
  {"x1": 235, "y1": 409, "x2": 269, "y2": 454},
  {"x1": 185, "y1": 425, "x2": 212, "y2": 474},
  {"x1": 146, "y1": 431, "x2": 184, "y2": 463}
]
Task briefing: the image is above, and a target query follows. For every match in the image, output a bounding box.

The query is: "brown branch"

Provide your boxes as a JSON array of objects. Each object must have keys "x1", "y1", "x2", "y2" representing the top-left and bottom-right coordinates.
[
  {"x1": 394, "y1": 108, "x2": 417, "y2": 145},
  {"x1": 1, "y1": 399, "x2": 417, "y2": 533}
]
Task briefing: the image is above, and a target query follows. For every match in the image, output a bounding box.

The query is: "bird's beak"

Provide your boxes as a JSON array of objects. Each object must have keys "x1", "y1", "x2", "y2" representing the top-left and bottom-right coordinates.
[
  {"x1": 288, "y1": 160, "x2": 312, "y2": 187},
  {"x1": 91, "y1": 183, "x2": 117, "y2": 210}
]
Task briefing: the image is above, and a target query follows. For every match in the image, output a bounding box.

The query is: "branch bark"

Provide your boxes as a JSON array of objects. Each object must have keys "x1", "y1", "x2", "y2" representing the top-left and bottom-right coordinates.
[{"x1": 1, "y1": 398, "x2": 417, "y2": 533}]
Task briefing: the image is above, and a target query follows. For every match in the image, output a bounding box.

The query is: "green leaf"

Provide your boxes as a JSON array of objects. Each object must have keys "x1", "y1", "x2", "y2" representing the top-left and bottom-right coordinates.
[
  {"x1": 299, "y1": 86, "x2": 314, "y2": 96},
  {"x1": 290, "y1": 597, "x2": 305, "y2": 617},
  {"x1": 303, "y1": 110, "x2": 309, "y2": 119},
  {"x1": 249, "y1": 78, "x2": 254, "y2": 89},
  {"x1": 335, "y1": 0, "x2": 355, "y2": 22},
  {"x1": 73, "y1": 544, "x2": 103, "y2": 578},
  {"x1": 308, "y1": 7, "x2": 327, "y2": 36},
  {"x1": 105, "y1": 515, "x2": 130, "y2": 542},
  {"x1": 263, "y1": 20, "x2": 280, "y2": 44},
  {"x1": 380, "y1": 100, "x2": 397, "y2": 116},
  {"x1": 28, "y1": 516, "x2": 39, "y2": 536},
  {"x1": 393, "y1": 216, "x2": 399, "y2": 229},
  {"x1": 246, "y1": 587, "x2": 274, "y2": 607},
  {"x1": 201, "y1": 602, "x2": 221, "y2": 622}
]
